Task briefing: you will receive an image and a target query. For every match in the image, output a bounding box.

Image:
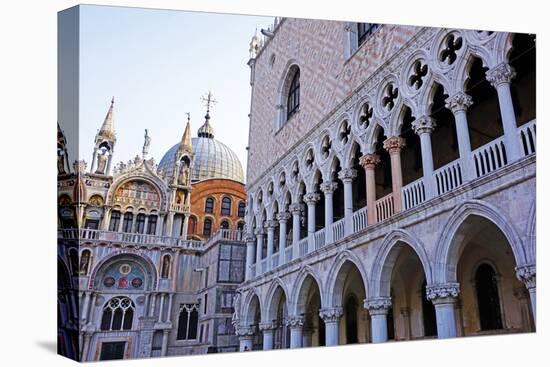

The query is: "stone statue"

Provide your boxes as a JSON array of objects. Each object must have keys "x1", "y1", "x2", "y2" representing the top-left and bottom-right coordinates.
[
  {"x1": 95, "y1": 152, "x2": 107, "y2": 174},
  {"x1": 57, "y1": 149, "x2": 66, "y2": 174},
  {"x1": 178, "y1": 166, "x2": 189, "y2": 186},
  {"x1": 142, "y1": 129, "x2": 151, "y2": 157},
  {"x1": 231, "y1": 292, "x2": 241, "y2": 327}
]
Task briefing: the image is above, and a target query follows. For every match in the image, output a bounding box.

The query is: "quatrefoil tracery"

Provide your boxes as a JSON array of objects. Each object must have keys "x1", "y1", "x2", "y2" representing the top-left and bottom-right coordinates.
[
  {"x1": 359, "y1": 103, "x2": 373, "y2": 129},
  {"x1": 408, "y1": 60, "x2": 428, "y2": 89},
  {"x1": 439, "y1": 34, "x2": 463, "y2": 65},
  {"x1": 382, "y1": 84, "x2": 399, "y2": 111},
  {"x1": 338, "y1": 121, "x2": 351, "y2": 144}
]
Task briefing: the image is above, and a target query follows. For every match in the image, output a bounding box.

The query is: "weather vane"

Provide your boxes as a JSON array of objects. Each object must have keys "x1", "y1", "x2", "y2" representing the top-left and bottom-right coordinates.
[{"x1": 201, "y1": 91, "x2": 217, "y2": 113}]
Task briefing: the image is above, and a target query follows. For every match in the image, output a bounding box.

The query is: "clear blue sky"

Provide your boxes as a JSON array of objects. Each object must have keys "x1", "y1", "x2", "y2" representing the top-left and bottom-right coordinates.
[{"x1": 78, "y1": 5, "x2": 271, "y2": 177}]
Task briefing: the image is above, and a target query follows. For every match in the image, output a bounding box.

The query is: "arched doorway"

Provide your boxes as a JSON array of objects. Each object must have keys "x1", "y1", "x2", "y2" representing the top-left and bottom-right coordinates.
[{"x1": 295, "y1": 274, "x2": 323, "y2": 347}]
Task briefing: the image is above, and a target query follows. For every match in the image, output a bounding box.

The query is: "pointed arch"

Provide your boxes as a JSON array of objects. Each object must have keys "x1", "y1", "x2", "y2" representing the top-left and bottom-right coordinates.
[
  {"x1": 241, "y1": 288, "x2": 263, "y2": 326},
  {"x1": 370, "y1": 229, "x2": 433, "y2": 298},
  {"x1": 290, "y1": 265, "x2": 325, "y2": 315},
  {"x1": 433, "y1": 199, "x2": 526, "y2": 284},
  {"x1": 264, "y1": 278, "x2": 290, "y2": 322},
  {"x1": 324, "y1": 250, "x2": 369, "y2": 308}
]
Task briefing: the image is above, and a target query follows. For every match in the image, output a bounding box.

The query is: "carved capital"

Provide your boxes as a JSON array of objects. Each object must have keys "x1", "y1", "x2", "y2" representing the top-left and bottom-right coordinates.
[
  {"x1": 259, "y1": 322, "x2": 276, "y2": 332},
  {"x1": 338, "y1": 168, "x2": 357, "y2": 182},
  {"x1": 286, "y1": 316, "x2": 304, "y2": 328},
  {"x1": 486, "y1": 63, "x2": 516, "y2": 87},
  {"x1": 359, "y1": 154, "x2": 380, "y2": 170},
  {"x1": 276, "y1": 211, "x2": 292, "y2": 222},
  {"x1": 445, "y1": 92, "x2": 473, "y2": 113},
  {"x1": 319, "y1": 307, "x2": 343, "y2": 323},
  {"x1": 254, "y1": 227, "x2": 265, "y2": 236},
  {"x1": 383, "y1": 136, "x2": 406, "y2": 154},
  {"x1": 264, "y1": 220, "x2": 278, "y2": 230},
  {"x1": 426, "y1": 283, "x2": 460, "y2": 304},
  {"x1": 303, "y1": 192, "x2": 320, "y2": 205},
  {"x1": 364, "y1": 297, "x2": 392, "y2": 315},
  {"x1": 320, "y1": 181, "x2": 339, "y2": 194},
  {"x1": 236, "y1": 326, "x2": 255, "y2": 337},
  {"x1": 289, "y1": 203, "x2": 304, "y2": 215},
  {"x1": 244, "y1": 234, "x2": 256, "y2": 243},
  {"x1": 515, "y1": 264, "x2": 536, "y2": 290},
  {"x1": 412, "y1": 115, "x2": 437, "y2": 135}
]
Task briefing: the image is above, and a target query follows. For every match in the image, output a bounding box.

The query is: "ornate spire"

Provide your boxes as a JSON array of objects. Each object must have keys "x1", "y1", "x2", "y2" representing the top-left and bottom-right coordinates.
[
  {"x1": 97, "y1": 97, "x2": 116, "y2": 142},
  {"x1": 179, "y1": 112, "x2": 193, "y2": 153},
  {"x1": 197, "y1": 91, "x2": 217, "y2": 139}
]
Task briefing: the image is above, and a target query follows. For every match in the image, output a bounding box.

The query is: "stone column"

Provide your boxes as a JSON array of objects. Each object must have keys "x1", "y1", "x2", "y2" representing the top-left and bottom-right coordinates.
[
  {"x1": 338, "y1": 168, "x2": 357, "y2": 236},
  {"x1": 255, "y1": 228, "x2": 264, "y2": 269},
  {"x1": 319, "y1": 307, "x2": 343, "y2": 346},
  {"x1": 137, "y1": 316, "x2": 157, "y2": 358},
  {"x1": 359, "y1": 154, "x2": 381, "y2": 225},
  {"x1": 149, "y1": 293, "x2": 157, "y2": 317},
  {"x1": 265, "y1": 220, "x2": 277, "y2": 270},
  {"x1": 160, "y1": 329, "x2": 169, "y2": 356},
  {"x1": 236, "y1": 327, "x2": 255, "y2": 351},
  {"x1": 287, "y1": 317, "x2": 304, "y2": 349},
  {"x1": 320, "y1": 181, "x2": 338, "y2": 244},
  {"x1": 412, "y1": 116, "x2": 437, "y2": 198},
  {"x1": 364, "y1": 297, "x2": 392, "y2": 343},
  {"x1": 290, "y1": 203, "x2": 302, "y2": 260},
  {"x1": 81, "y1": 292, "x2": 91, "y2": 323},
  {"x1": 166, "y1": 293, "x2": 174, "y2": 323},
  {"x1": 81, "y1": 332, "x2": 92, "y2": 361},
  {"x1": 486, "y1": 63, "x2": 521, "y2": 161},
  {"x1": 426, "y1": 283, "x2": 460, "y2": 338},
  {"x1": 156, "y1": 214, "x2": 165, "y2": 236},
  {"x1": 277, "y1": 212, "x2": 291, "y2": 265},
  {"x1": 245, "y1": 234, "x2": 256, "y2": 280},
  {"x1": 516, "y1": 264, "x2": 536, "y2": 323},
  {"x1": 158, "y1": 293, "x2": 165, "y2": 323},
  {"x1": 383, "y1": 136, "x2": 406, "y2": 213},
  {"x1": 303, "y1": 192, "x2": 320, "y2": 253},
  {"x1": 166, "y1": 212, "x2": 175, "y2": 237},
  {"x1": 181, "y1": 214, "x2": 189, "y2": 239},
  {"x1": 101, "y1": 206, "x2": 112, "y2": 230},
  {"x1": 260, "y1": 322, "x2": 275, "y2": 350},
  {"x1": 143, "y1": 215, "x2": 149, "y2": 235},
  {"x1": 445, "y1": 92, "x2": 475, "y2": 181}
]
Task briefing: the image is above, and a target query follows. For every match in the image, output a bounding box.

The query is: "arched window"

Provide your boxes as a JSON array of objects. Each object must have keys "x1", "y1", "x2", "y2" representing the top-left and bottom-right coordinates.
[
  {"x1": 237, "y1": 221, "x2": 244, "y2": 231},
  {"x1": 177, "y1": 304, "x2": 199, "y2": 340},
  {"x1": 122, "y1": 213, "x2": 133, "y2": 233},
  {"x1": 221, "y1": 197, "x2": 232, "y2": 216},
  {"x1": 161, "y1": 255, "x2": 171, "y2": 279},
  {"x1": 147, "y1": 215, "x2": 157, "y2": 235},
  {"x1": 135, "y1": 214, "x2": 145, "y2": 234},
  {"x1": 188, "y1": 216, "x2": 197, "y2": 235},
  {"x1": 238, "y1": 201, "x2": 246, "y2": 218},
  {"x1": 220, "y1": 220, "x2": 230, "y2": 230},
  {"x1": 79, "y1": 249, "x2": 91, "y2": 275},
  {"x1": 109, "y1": 211, "x2": 121, "y2": 231},
  {"x1": 205, "y1": 198, "x2": 214, "y2": 214},
  {"x1": 286, "y1": 69, "x2": 300, "y2": 120},
  {"x1": 475, "y1": 264, "x2": 503, "y2": 331},
  {"x1": 100, "y1": 297, "x2": 135, "y2": 331},
  {"x1": 203, "y1": 218, "x2": 213, "y2": 237}
]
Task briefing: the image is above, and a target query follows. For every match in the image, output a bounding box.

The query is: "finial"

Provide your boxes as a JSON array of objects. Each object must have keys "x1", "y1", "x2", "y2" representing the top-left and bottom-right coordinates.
[
  {"x1": 186, "y1": 112, "x2": 191, "y2": 123},
  {"x1": 111, "y1": 96, "x2": 115, "y2": 105}
]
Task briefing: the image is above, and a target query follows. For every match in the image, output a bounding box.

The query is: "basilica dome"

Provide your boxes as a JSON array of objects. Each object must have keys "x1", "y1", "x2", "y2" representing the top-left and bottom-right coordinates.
[{"x1": 158, "y1": 115, "x2": 245, "y2": 184}]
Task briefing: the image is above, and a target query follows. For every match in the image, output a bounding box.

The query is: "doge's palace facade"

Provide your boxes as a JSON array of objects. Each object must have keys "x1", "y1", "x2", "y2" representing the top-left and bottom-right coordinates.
[{"x1": 237, "y1": 19, "x2": 536, "y2": 349}]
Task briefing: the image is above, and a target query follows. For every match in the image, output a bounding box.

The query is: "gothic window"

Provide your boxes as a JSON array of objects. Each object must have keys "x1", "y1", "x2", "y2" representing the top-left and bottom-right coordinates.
[
  {"x1": 237, "y1": 221, "x2": 245, "y2": 231},
  {"x1": 357, "y1": 23, "x2": 379, "y2": 46},
  {"x1": 177, "y1": 304, "x2": 199, "y2": 340},
  {"x1": 287, "y1": 69, "x2": 300, "y2": 120},
  {"x1": 238, "y1": 201, "x2": 246, "y2": 218},
  {"x1": 100, "y1": 297, "x2": 135, "y2": 331},
  {"x1": 135, "y1": 214, "x2": 145, "y2": 234},
  {"x1": 122, "y1": 213, "x2": 133, "y2": 233},
  {"x1": 109, "y1": 211, "x2": 121, "y2": 231},
  {"x1": 203, "y1": 218, "x2": 213, "y2": 237},
  {"x1": 205, "y1": 197, "x2": 214, "y2": 214},
  {"x1": 217, "y1": 244, "x2": 246, "y2": 283},
  {"x1": 79, "y1": 249, "x2": 91, "y2": 275},
  {"x1": 147, "y1": 215, "x2": 157, "y2": 235},
  {"x1": 220, "y1": 220, "x2": 230, "y2": 230},
  {"x1": 475, "y1": 264, "x2": 503, "y2": 331},
  {"x1": 221, "y1": 197, "x2": 232, "y2": 216},
  {"x1": 161, "y1": 255, "x2": 171, "y2": 279}
]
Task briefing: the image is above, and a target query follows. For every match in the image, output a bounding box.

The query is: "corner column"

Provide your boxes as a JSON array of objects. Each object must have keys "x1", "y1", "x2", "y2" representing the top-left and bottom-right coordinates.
[
  {"x1": 289, "y1": 203, "x2": 302, "y2": 260},
  {"x1": 260, "y1": 322, "x2": 275, "y2": 350},
  {"x1": 445, "y1": 92, "x2": 475, "y2": 181},
  {"x1": 287, "y1": 316, "x2": 304, "y2": 349},
  {"x1": 412, "y1": 116, "x2": 436, "y2": 198},
  {"x1": 359, "y1": 154, "x2": 380, "y2": 225},
  {"x1": 236, "y1": 326, "x2": 255, "y2": 351},
  {"x1": 426, "y1": 283, "x2": 460, "y2": 338},
  {"x1": 364, "y1": 297, "x2": 392, "y2": 343},
  {"x1": 319, "y1": 307, "x2": 343, "y2": 346},
  {"x1": 245, "y1": 234, "x2": 256, "y2": 280}
]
